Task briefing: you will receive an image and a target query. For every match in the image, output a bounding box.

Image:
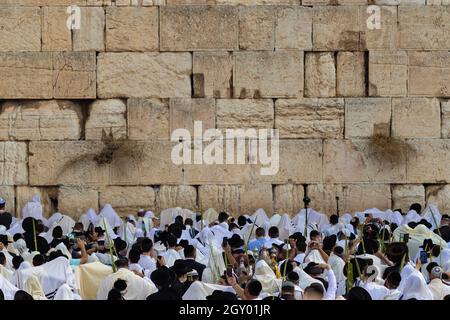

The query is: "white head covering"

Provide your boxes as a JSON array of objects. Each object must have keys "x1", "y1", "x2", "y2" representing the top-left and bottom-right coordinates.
[
  {"x1": 402, "y1": 209, "x2": 421, "y2": 225},
  {"x1": 99, "y1": 204, "x2": 121, "y2": 229},
  {"x1": 253, "y1": 260, "x2": 281, "y2": 294},
  {"x1": 202, "y1": 246, "x2": 226, "y2": 284},
  {"x1": 400, "y1": 273, "x2": 434, "y2": 300},
  {"x1": 251, "y1": 208, "x2": 270, "y2": 226},
  {"x1": 203, "y1": 208, "x2": 219, "y2": 225},
  {"x1": 277, "y1": 214, "x2": 292, "y2": 241},
  {"x1": 421, "y1": 204, "x2": 442, "y2": 230},
  {"x1": 182, "y1": 281, "x2": 236, "y2": 300},
  {"x1": 269, "y1": 213, "x2": 281, "y2": 227},
  {"x1": 22, "y1": 194, "x2": 45, "y2": 222},
  {"x1": 54, "y1": 283, "x2": 75, "y2": 300}
]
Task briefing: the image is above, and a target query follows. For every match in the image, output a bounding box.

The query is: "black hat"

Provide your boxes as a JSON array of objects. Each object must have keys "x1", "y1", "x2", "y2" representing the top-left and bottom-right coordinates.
[
  {"x1": 345, "y1": 287, "x2": 372, "y2": 300},
  {"x1": 228, "y1": 234, "x2": 244, "y2": 249},
  {"x1": 435, "y1": 226, "x2": 450, "y2": 242},
  {"x1": 386, "y1": 242, "x2": 408, "y2": 264},
  {"x1": 303, "y1": 262, "x2": 322, "y2": 276},
  {"x1": 171, "y1": 259, "x2": 192, "y2": 276},
  {"x1": 0, "y1": 234, "x2": 8, "y2": 246},
  {"x1": 21, "y1": 217, "x2": 36, "y2": 234},
  {"x1": 418, "y1": 219, "x2": 432, "y2": 229},
  {"x1": 420, "y1": 239, "x2": 434, "y2": 250},
  {"x1": 151, "y1": 266, "x2": 174, "y2": 287},
  {"x1": 206, "y1": 290, "x2": 238, "y2": 301}
]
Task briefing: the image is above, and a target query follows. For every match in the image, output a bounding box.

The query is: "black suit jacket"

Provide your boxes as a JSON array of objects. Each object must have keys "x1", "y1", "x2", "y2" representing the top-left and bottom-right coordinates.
[{"x1": 183, "y1": 258, "x2": 206, "y2": 280}]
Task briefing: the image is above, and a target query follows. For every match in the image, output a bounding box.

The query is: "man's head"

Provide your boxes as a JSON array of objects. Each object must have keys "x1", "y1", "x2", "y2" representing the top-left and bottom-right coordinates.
[
  {"x1": 255, "y1": 227, "x2": 265, "y2": 239},
  {"x1": 441, "y1": 214, "x2": 450, "y2": 226},
  {"x1": 141, "y1": 238, "x2": 153, "y2": 253},
  {"x1": 12, "y1": 256, "x2": 24, "y2": 270},
  {"x1": 245, "y1": 280, "x2": 262, "y2": 299},
  {"x1": 286, "y1": 271, "x2": 299, "y2": 285},
  {"x1": 303, "y1": 283, "x2": 324, "y2": 300},
  {"x1": 52, "y1": 226, "x2": 63, "y2": 239},
  {"x1": 184, "y1": 245, "x2": 196, "y2": 259},
  {"x1": 128, "y1": 248, "x2": 141, "y2": 264},
  {"x1": 429, "y1": 266, "x2": 443, "y2": 280},
  {"x1": 309, "y1": 230, "x2": 321, "y2": 242},
  {"x1": 175, "y1": 215, "x2": 184, "y2": 225},
  {"x1": 268, "y1": 226, "x2": 279, "y2": 239},
  {"x1": 218, "y1": 212, "x2": 229, "y2": 223},
  {"x1": 184, "y1": 218, "x2": 194, "y2": 227},
  {"x1": 114, "y1": 258, "x2": 129, "y2": 270},
  {"x1": 166, "y1": 234, "x2": 177, "y2": 248},
  {"x1": 329, "y1": 214, "x2": 339, "y2": 225},
  {"x1": 0, "y1": 234, "x2": 7, "y2": 250},
  {"x1": 237, "y1": 215, "x2": 248, "y2": 227},
  {"x1": 32, "y1": 254, "x2": 46, "y2": 266},
  {"x1": 409, "y1": 203, "x2": 422, "y2": 214},
  {"x1": 280, "y1": 281, "x2": 295, "y2": 300},
  {"x1": 296, "y1": 240, "x2": 307, "y2": 253},
  {"x1": 384, "y1": 271, "x2": 401, "y2": 289}
]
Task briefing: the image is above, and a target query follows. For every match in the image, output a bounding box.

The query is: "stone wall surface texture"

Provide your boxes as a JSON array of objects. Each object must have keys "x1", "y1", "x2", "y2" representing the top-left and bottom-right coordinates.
[{"x1": 0, "y1": 2, "x2": 450, "y2": 218}]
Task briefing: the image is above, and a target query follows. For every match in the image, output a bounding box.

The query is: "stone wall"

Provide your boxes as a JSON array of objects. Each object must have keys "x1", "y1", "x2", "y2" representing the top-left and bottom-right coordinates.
[{"x1": 1, "y1": 0, "x2": 450, "y2": 218}]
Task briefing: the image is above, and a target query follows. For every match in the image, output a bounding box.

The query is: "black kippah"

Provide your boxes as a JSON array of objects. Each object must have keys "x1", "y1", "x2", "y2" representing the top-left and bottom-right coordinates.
[{"x1": 113, "y1": 279, "x2": 127, "y2": 292}]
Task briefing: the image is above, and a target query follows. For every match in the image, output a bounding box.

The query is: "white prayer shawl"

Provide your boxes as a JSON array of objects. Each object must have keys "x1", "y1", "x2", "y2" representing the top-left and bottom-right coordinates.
[
  {"x1": 15, "y1": 257, "x2": 75, "y2": 300},
  {"x1": 269, "y1": 214, "x2": 281, "y2": 227},
  {"x1": 431, "y1": 248, "x2": 450, "y2": 266},
  {"x1": 400, "y1": 273, "x2": 434, "y2": 300},
  {"x1": 251, "y1": 208, "x2": 270, "y2": 226},
  {"x1": 384, "y1": 289, "x2": 402, "y2": 300},
  {"x1": 402, "y1": 209, "x2": 421, "y2": 225},
  {"x1": 79, "y1": 208, "x2": 99, "y2": 231},
  {"x1": 398, "y1": 262, "x2": 419, "y2": 293},
  {"x1": 210, "y1": 223, "x2": 233, "y2": 244},
  {"x1": 361, "y1": 282, "x2": 390, "y2": 300},
  {"x1": 46, "y1": 212, "x2": 63, "y2": 228},
  {"x1": 159, "y1": 208, "x2": 176, "y2": 230},
  {"x1": 421, "y1": 204, "x2": 442, "y2": 230},
  {"x1": 356, "y1": 253, "x2": 385, "y2": 281},
  {"x1": 54, "y1": 283, "x2": 75, "y2": 300},
  {"x1": 328, "y1": 253, "x2": 346, "y2": 286},
  {"x1": 0, "y1": 264, "x2": 13, "y2": 281},
  {"x1": 253, "y1": 260, "x2": 281, "y2": 294},
  {"x1": 240, "y1": 223, "x2": 257, "y2": 245},
  {"x1": 178, "y1": 208, "x2": 196, "y2": 223},
  {"x1": 24, "y1": 274, "x2": 47, "y2": 300},
  {"x1": 54, "y1": 242, "x2": 71, "y2": 260},
  {"x1": 0, "y1": 273, "x2": 19, "y2": 300},
  {"x1": 97, "y1": 217, "x2": 118, "y2": 240},
  {"x1": 339, "y1": 213, "x2": 353, "y2": 225},
  {"x1": 43, "y1": 214, "x2": 76, "y2": 243},
  {"x1": 161, "y1": 248, "x2": 182, "y2": 267},
  {"x1": 99, "y1": 204, "x2": 122, "y2": 229},
  {"x1": 7, "y1": 221, "x2": 25, "y2": 236},
  {"x1": 96, "y1": 267, "x2": 157, "y2": 300},
  {"x1": 74, "y1": 261, "x2": 112, "y2": 300},
  {"x1": 182, "y1": 281, "x2": 236, "y2": 300},
  {"x1": 0, "y1": 247, "x2": 13, "y2": 270},
  {"x1": 196, "y1": 227, "x2": 221, "y2": 249},
  {"x1": 202, "y1": 246, "x2": 226, "y2": 284},
  {"x1": 293, "y1": 266, "x2": 322, "y2": 290},
  {"x1": 388, "y1": 210, "x2": 404, "y2": 226},
  {"x1": 21, "y1": 195, "x2": 46, "y2": 223},
  {"x1": 304, "y1": 249, "x2": 326, "y2": 265},
  {"x1": 277, "y1": 214, "x2": 293, "y2": 241},
  {"x1": 203, "y1": 208, "x2": 219, "y2": 225},
  {"x1": 119, "y1": 221, "x2": 135, "y2": 245},
  {"x1": 293, "y1": 208, "x2": 328, "y2": 231},
  {"x1": 261, "y1": 220, "x2": 271, "y2": 235}
]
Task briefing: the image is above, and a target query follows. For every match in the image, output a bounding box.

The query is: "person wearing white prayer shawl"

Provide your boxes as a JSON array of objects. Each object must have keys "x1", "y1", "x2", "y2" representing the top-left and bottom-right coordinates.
[
  {"x1": 99, "y1": 204, "x2": 122, "y2": 230},
  {"x1": 79, "y1": 208, "x2": 99, "y2": 231},
  {"x1": 302, "y1": 263, "x2": 336, "y2": 300},
  {"x1": 251, "y1": 260, "x2": 281, "y2": 294},
  {"x1": 0, "y1": 273, "x2": 19, "y2": 300},
  {"x1": 97, "y1": 258, "x2": 157, "y2": 300},
  {"x1": 22, "y1": 195, "x2": 47, "y2": 226},
  {"x1": 210, "y1": 212, "x2": 232, "y2": 242},
  {"x1": 328, "y1": 247, "x2": 346, "y2": 296},
  {"x1": 54, "y1": 283, "x2": 76, "y2": 300},
  {"x1": 265, "y1": 226, "x2": 284, "y2": 249},
  {"x1": 269, "y1": 213, "x2": 281, "y2": 227},
  {"x1": 182, "y1": 280, "x2": 236, "y2": 300},
  {"x1": 0, "y1": 235, "x2": 13, "y2": 270},
  {"x1": 0, "y1": 252, "x2": 13, "y2": 281},
  {"x1": 399, "y1": 272, "x2": 434, "y2": 300},
  {"x1": 161, "y1": 234, "x2": 182, "y2": 267},
  {"x1": 202, "y1": 245, "x2": 226, "y2": 284},
  {"x1": 427, "y1": 265, "x2": 450, "y2": 300},
  {"x1": 277, "y1": 214, "x2": 293, "y2": 241},
  {"x1": 360, "y1": 265, "x2": 390, "y2": 300},
  {"x1": 138, "y1": 238, "x2": 157, "y2": 275}
]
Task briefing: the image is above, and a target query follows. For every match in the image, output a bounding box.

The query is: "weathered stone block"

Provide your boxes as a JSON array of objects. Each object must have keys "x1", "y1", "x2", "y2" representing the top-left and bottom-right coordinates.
[
  {"x1": 408, "y1": 51, "x2": 450, "y2": 97},
  {"x1": 307, "y1": 184, "x2": 341, "y2": 215},
  {"x1": 198, "y1": 185, "x2": 239, "y2": 214},
  {"x1": 369, "y1": 51, "x2": 408, "y2": 97},
  {"x1": 344, "y1": 184, "x2": 392, "y2": 212},
  {"x1": 73, "y1": 7, "x2": 105, "y2": 51},
  {"x1": 85, "y1": 99, "x2": 127, "y2": 140},
  {"x1": 193, "y1": 52, "x2": 233, "y2": 98},
  {"x1": 97, "y1": 52, "x2": 192, "y2": 98},
  {"x1": 0, "y1": 100, "x2": 82, "y2": 141},
  {"x1": 239, "y1": 184, "x2": 272, "y2": 215},
  {"x1": 157, "y1": 185, "x2": 197, "y2": 210},
  {"x1": 275, "y1": 98, "x2": 344, "y2": 139},
  {"x1": 127, "y1": 98, "x2": 170, "y2": 140},
  {"x1": 0, "y1": 7, "x2": 41, "y2": 52},
  {"x1": 275, "y1": 6, "x2": 312, "y2": 50},
  {"x1": 0, "y1": 186, "x2": 14, "y2": 215},
  {"x1": 442, "y1": 100, "x2": 450, "y2": 138},
  {"x1": 323, "y1": 139, "x2": 406, "y2": 183},
  {"x1": 160, "y1": 5, "x2": 238, "y2": 51},
  {"x1": 42, "y1": 6, "x2": 71, "y2": 51},
  {"x1": 426, "y1": 185, "x2": 450, "y2": 214},
  {"x1": 360, "y1": 6, "x2": 397, "y2": 50},
  {"x1": 305, "y1": 52, "x2": 336, "y2": 98},
  {"x1": 216, "y1": 99, "x2": 274, "y2": 129},
  {"x1": 239, "y1": 6, "x2": 275, "y2": 50},
  {"x1": 100, "y1": 186, "x2": 155, "y2": 215},
  {"x1": 399, "y1": 6, "x2": 450, "y2": 50},
  {"x1": 16, "y1": 186, "x2": 57, "y2": 219},
  {"x1": 273, "y1": 184, "x2": 304, "y2": 215},
  {"x1": 336, "y1": 52, "x2": 365, "y2": 97},
  {"x1": 392, "y1": 98, "x2": 441, "y2": 138},
  {"x1": 392, "y1": 184, "x2": 425, "y2": 213},
  {"x1": 344, "y1": 98, "x2": 392, "y2": 138},
  {"x1": 0, "y1": 142, "x2": 27, "y2": 186},
  {"x1": 170, "y1": 98, "x2": 216, "y2": 136},
  {"x1": 234, "y1": 51, "x2": 303, "y2": 98},
  {"x1": 106, "y1": 7, "x2": 158, "y2": 52},
  {"x1": 407, "y1": 139, "x2": 450, "y2": 183},
  {"x1": 58, "y1": 186, "x2": 99, "y2": 218}
]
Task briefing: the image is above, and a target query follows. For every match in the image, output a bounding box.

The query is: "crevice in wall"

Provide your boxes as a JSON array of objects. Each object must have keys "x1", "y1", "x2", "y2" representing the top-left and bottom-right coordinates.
[{"x1": 364, "y1": 50, "x2": 370, "y2": 97}]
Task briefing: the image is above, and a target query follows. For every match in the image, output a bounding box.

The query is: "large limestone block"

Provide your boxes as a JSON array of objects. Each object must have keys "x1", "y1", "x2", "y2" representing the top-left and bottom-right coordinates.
[
  {"x1": 193, "y1": 52, "x2": 233, "y2": 98},
  {"x1": 344, "y1": 98, "x2": 392, "y2": 138},
  {"x1": 273, "y1": 184, "x2": 304, "y2": 215},
  {"x1": 29, "y1": 141, "x2": 110, "y2": 186},
  {"x1": 53, "y1": 52, "x2": 97, "y2": 99},
  {"x1": 58, "y1": 186, "x2": 99, "y2": 218},
  {"x1": 233, "y1": 51, "x2": 303, "y2": 98},
  {"x1": 275, "y1": 6, "x2": 312, "y2": 50},
  {"x1": 0, "y1": 7, "x2": 41, "y2": 52},
  {"x1": 399, "y1": 6, "x2": 450, "y2": 50},
  {"x1": 97, "y1": 52, "x2": 192, "y2": 98},
  {"x1": 100, "y1": 186, "x2": 155, "y2": 215},
  {"x1": 426, "y1": 185, "x2": 450, "y2": 213},
  {"x1": 275, "y1": 98, "x2": 344, "y2": 139},
  {"x1": 442, "y1": 101, "x2": 450, "y2": 138},
  {"x1": 106, "y1": 7, "x2": 159, "y2": 51},
  {"x1": 407, "y1": 139, "x2": 450, "y2": 183},
  {"x1": 323, "y1": 139, "x2": 406, "y2": 183},
  {"x1": 336, "y1": 52, "x2": 366, "y2": 97},
  {"x1": 15, "y1": 186, "x2": 58, "y2": 219},
  {"x1": 369, "y1": 51, "x2": 408, "y2": 97},
  {"x1": 305, "y1": 52, "x2": 336, "y2": 98},
  {"x1": 42, "y1": 6, "x2": 71, "y2": 51},
  {"x1": 198, "y1": 185, "x2": 239, "y2": 214},
  {"x1": 239, "y1": 184, "x2": 273, "y2": 215},
  {"x1": 170, "y1": 98, "x2": 216, "y2": 135},
  {"x1": 408, "y1": 51, "x2": 450, "y2": 97},
  {"x1": 360, "y1": 5, "x2": 397, "y2": 50},
  {"x1": 392, "y1": 184, "x2": 425, "y2": 213},
  {"x1": 0, "y1": 142, "x2": 28, "y2": 185},
  {"x1": 0, "y1": 186, "x2": 14, "y2": 215},
  {"x1": 73, "y1": 7, "x2": 105, "y2": 51},
  {"x1": 392, "y1": 98, "x2": 441, "y2": 138},
  {"x1": 304, "y1": 0, "x2": 368, "y2": 3},
  {"x1": 307, "y1": 184, "x2": 341, "y2": 215},
  {"x1": 157, "y1": 185, "x2": 197, "y2": 211},
  {"x1": 85, "y1": 99, "x2": 127, "y2": 140},
  {"x1": 0, "y1": 100, "x2": 82, "y2": 141},
  {"x1": 0, "y1": 53, "x2": 53, "y2": 99},
  {"x1": 239, "y1": 6, "x2": 275, "y2": 50},
  {"x1": 160, "y1": 5, "x2": 238, "y2": 51},
  {"x1": 127, "y1": 98, "x2": 170, "y2": 140},
  {"x1": 216, "y1": 99, "x2": 274, "y2": 129}
]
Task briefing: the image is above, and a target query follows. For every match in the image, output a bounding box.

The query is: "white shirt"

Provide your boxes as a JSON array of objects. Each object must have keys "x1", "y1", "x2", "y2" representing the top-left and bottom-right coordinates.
[{"x1": 138, "y1": 255, "x2": 156, "y2": 274}]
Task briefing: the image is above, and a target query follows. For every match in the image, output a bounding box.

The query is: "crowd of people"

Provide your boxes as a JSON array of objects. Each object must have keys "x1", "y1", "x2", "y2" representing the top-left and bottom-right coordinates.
[{"x1": 0, "y1": 194, "x2": 449, "y2": 300}]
